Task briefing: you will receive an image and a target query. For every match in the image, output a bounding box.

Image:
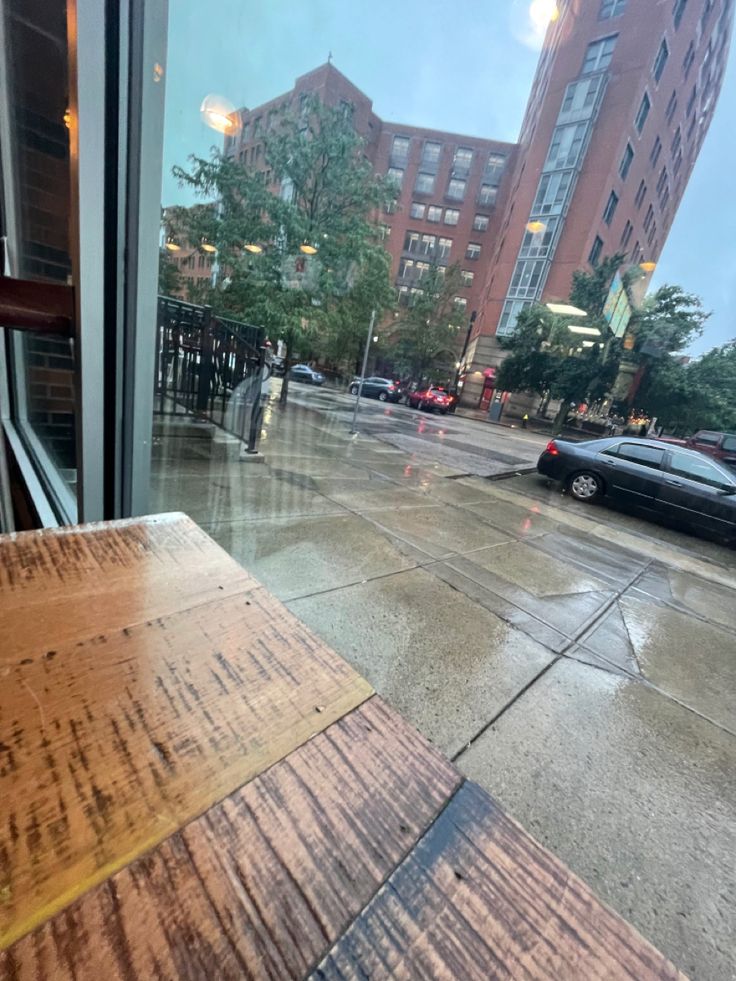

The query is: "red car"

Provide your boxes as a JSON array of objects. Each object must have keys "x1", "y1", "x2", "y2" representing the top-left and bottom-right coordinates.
[
  {"x1": 406, "y1": 387, "x2": 452, "y2": 414},
  {"x1": 655, "y1": 430, "x2": 736, "y2": 472}
]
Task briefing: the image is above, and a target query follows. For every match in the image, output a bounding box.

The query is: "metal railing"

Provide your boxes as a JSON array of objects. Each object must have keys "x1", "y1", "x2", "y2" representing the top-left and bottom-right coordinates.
[{"x1": 155, "y1": 295, "x2": 267, "y2": 452}]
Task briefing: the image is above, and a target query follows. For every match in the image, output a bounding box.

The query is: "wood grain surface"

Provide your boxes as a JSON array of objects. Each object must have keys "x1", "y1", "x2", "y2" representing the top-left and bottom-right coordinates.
[
  {"x1": 0, "y1": 698, "x2": 460, "y2": 980},
  {"x1": 313, "y1": 781, "x2": 686, "y2": 981},
  {"x1": 0, "y1": 514, "x2": 372, "y2": 949}
]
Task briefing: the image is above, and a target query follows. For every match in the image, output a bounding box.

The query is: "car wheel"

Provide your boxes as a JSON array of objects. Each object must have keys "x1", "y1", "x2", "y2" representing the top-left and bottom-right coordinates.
[
  {"x1": 350, "y1": 384, "x2": 359, "y2": 395},
  {"x1": 568, "y1": 471, "x2": 603, "y2": 502},
  {"x1": 439, "y1": 409, "x2": 448, "y2": 415},
  {"x1": 378, "y1": 391, "x2": 388, "y2": 402}
]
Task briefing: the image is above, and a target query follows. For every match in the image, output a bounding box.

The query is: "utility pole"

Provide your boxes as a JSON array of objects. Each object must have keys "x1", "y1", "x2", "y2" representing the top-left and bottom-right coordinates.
[
  {"x1": 350, "y1": 309, "x2": 376, "y2": 434},
  {"x1": 452, "y1": 309, "x2": 477, "y2": 396}
]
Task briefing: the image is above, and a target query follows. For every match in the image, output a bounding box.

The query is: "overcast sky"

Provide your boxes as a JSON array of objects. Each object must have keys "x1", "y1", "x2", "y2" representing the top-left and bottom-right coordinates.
[{"x1": 162, "y1": 0, "x2": 736, "y2": 355}]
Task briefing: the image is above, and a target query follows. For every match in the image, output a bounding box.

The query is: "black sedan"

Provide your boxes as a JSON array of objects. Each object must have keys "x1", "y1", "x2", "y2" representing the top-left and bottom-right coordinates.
[
  {"x1": 348, "y1": 377, "x2": 402, "y2": 402},
  {"x1": 537, "y1": 436, "x2": 736, "y2": 542}
]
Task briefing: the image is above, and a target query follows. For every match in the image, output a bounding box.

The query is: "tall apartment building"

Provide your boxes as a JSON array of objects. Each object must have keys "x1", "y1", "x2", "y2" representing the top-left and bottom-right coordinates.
[{"x1": 219, "y1": 0, "x2": 732, "y2": 404}]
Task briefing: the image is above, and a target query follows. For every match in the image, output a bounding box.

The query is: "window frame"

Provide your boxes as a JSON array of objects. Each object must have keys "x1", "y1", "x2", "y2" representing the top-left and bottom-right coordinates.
[
  {"x1": 653, "y1": 38, "x2": 669, "y2": 82},
  {"x1": 602, "y1": 189, "x2": 619, "y2": 225},
  {"x1": 634, "y1": 91, "x2": 651, "y2": 132},
  {"x1": 581, "y1": 34, "x2": 618, "y2": 74},
  {"x1": 619, "y1": 142, "x2": 634, "y2": 179}
]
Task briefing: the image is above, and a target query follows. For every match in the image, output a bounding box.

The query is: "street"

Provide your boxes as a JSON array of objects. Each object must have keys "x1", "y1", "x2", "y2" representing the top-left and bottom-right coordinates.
[{"x1": 152, "y1": 383, "x2": 736, "y2": 981}]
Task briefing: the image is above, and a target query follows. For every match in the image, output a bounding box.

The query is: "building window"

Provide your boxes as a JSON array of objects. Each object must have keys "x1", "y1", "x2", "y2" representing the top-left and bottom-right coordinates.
[
  {"x1": 647, "y1": 219, "x2": 657, "y2": 246},
  {"x1": 461, "y1": 270, "x2": 474, "y2": 286},
  {"x1": 519, "y1": 216, "x2": 559, "y2": 258},
  {"x1": 665, "y1": 90, "x2": 678, "y2": 124},
  {"x1": 620, "y1": 219, "x2": 633, "y2": 248},
  {"x1": 700, "y1": 0, "x2": 714, "y2": 35},
  {"x1": 673, "y1": 147, "x2": 683, "y2": 175},
  {"x1": 532, "y1": 170, "x2": 573, "y2": 215},
  {"x1": 466, "y1": 243, "x2": 482, "y2": 260},
  {"x1": 478, "y1": 184, "x2": 498, "y2": 206},
  {"x1": 673, "y1": 0, "x2": 687, "y2": 28},
  {"x1": 671, "y1": 126, "x2": 682, "y2": 156},
  {"x1": 378, "y1": 224, "x2": 391, "y2": 240},
  {"x1": 484, "y1": 152, "x2": 507, "y2": 184},
  {"x1": 253, "y1": 115, "x2": 262, "y2": 134},
  {"x1": 398, "y1": 257, "x2": 414, "y2": 279},
  {"x1": 497, "y1": 299, "x2": 533, "y2": 336},
  {"x1": 473, "y1": 214, "x2": 489, "y2": 231},
  {"x1": 414, "y1": 172, "x2": 435, "y2": 194},
  {"x1": 649, "y1": 135, "x2": 662, "y2": 167},
  {"x1": 437, "y1": 237, "x2": 453, "y2": 260},
  {"x1": 415, "y1": 261, "x2": 431, "y2": 280},
  {"x1": 619, "y1": 142, "x2": 634, "y2": 179},
  {"x1": 656, "y1": 166, "x2": 669, "y2": 205},
  {"x1": 600, "y1": 0, "x2": 627, "y2": 17},
  {"x1": 683, "y1": 41, "x2": 695, "y2": 77},
  {"x1": 686, "y1": 84, "x2": 697, "y2": 116},
  {"x1": 427, "y1": 205, "x2": 442, "y2": 223},
  {"x1": 509, "y1": 258, "x2": 546, "y2": 298},
  {"x1": 561, "y1": 76, "x2": 604, "y2": 115},
  {"x1": 410, "y1": 202, "x2": 426, "y2": 219},
  {"x1": 419, "y1": 233, "x2": 437, "y2": 255},
  {"x1": 403, "y1": 231, "x2": 420, "y2": 253},
  {"x1": 444, "y1": 208, "x2": 460, "y2": 225},
  {"x1": 602, "y1": 190, "x2": 619, "y2": 225},
  {"x1": 453, "y1": 146, "x2": 474, "y2": 175},
  {"x1": 634, "y1": 92, "x2": 651, "y2": 132},
  {"x1": 589, "y1": 236, "x2": 604, "y2": 265},
  {"x1": 398, "y1": 285, "x2": 410, "y2": 306},
  {"x1": 643, "y1": 203, "x2": 655, "y2": 233},
  {"x1": 545, "y1": 122, "x2": 587, "y2": 169},
  {"x1": 686, "y1": 113, "x2": 697, "y2": 141},
  {"x1": 421, "y1": 140, "x2": 442, "y2": 167},
  {"x1": 446, "y1": 178, "x2": 466, "y2": 201},
  {"x1": 241, "y1": 121, "x2": 250, "y2": 142},
  {"x1": 582, "y1": 34, "x2": 618, "y2": 74},
  {"x1": 391, "y1": 135, "x2": 410, "y2": 162},
  {"x1": 652, "y1": 39, "x2": 669, "y2": 83},
  {"x1": 453, "y1": 296, "x2": 468, "y2": 311},
  {"x1": 387, "y1": 167, "x2": 404, "y2": 189}
]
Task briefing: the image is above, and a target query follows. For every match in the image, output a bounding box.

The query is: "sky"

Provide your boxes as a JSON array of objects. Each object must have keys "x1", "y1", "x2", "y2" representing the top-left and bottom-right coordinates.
[{"x1": 162, "y1": 0, "x2": 736, "y2": 356}]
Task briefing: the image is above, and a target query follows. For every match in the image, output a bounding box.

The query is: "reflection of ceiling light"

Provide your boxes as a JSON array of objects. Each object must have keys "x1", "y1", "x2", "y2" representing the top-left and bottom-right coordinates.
[
  {"x1": 526, "y1": 220, "x2": 546, "y2": 234},
  {"x1": 568, "y1": 324, "x2": 601, "y2": 336},
  {"x1": 63, "y1": 107, "x2": 71, "y2": 129},
  {"x1": 581, "y1": 340, "x2": 595, "y2": 347},
  {"x1": 200, "y1": 239, "x2": 217, "y2": 253},
  {"x1": 200, "y1": 94, "x2": 240, "y2": 134},
  {"x1": 165, "y1": 236, "x2": 181, "y2": 252},
  {"x1": 299, "y1": 242, "x2": 318, "y2": 255},
  {"x1": 546, "y1": 302, "x2": 587, "y2": 316},
  {"x1": 640, "y1": 260, "x2": 656, "y2": 273},
  {"x1": 529, "y1": 0, "x2": 559, "y2": 30},
  {"x1": 243, "y1": 243, "x2": 263, "y2": 254}
]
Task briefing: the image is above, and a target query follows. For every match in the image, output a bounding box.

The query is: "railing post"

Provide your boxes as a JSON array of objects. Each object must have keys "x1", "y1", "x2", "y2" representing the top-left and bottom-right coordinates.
[
  {"x1": 195, "y1": 305, "x2": 214, "y2": 416},
  {"x1": 245, "y1": 342, "x2": 267, "y2": 455}
]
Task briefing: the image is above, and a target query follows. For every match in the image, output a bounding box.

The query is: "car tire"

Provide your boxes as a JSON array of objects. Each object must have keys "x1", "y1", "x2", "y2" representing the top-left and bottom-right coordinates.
[
  {"x1": 568, "y1": 470, "x2": 604, "y2": 503},
  {"x1": 350, "y1": 384, "x2": 359, "y2": 395},
  {"x1": 378, "y1": 391, "x2": 387, "y2": 402}
]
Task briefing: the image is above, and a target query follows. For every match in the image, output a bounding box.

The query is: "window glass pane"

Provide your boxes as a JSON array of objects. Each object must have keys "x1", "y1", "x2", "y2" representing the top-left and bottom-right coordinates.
[
  {"x1": 414, "y1": 172, "x2": 435, "y2": 194},
  {"x1": 446, "y1": 178, "x2": 466, "y2": 200},
  {"x1": 473, "y1": 214, "x2": 489, "y2": 231},
  {"x1": 693, "y1": 432, "x2": 720, "y2": 445},
  {"x1": 616, "y1": 443, "x2": 664, "y2": 467},
  {"x1": 444, "y1": 208, "x2": 460, "y2": 225},
  {"x1": 427, "y1": 205, "x2": 442, "y2": 222},
  {"x1": 721, "y1": 437, "x2": 736, "y2": 451},
  {"x1": 669, "y1": 451, "x2": 728, "y2": 486}
]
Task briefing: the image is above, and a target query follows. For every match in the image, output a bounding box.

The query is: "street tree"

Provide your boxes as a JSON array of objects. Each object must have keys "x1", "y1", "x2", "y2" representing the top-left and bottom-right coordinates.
[
  {"x1": 390, "y1": 264, "x2": 465, "y2": 382},
  {"x1": 171, "y1": 96, "x2": 397, "y2": 403}
]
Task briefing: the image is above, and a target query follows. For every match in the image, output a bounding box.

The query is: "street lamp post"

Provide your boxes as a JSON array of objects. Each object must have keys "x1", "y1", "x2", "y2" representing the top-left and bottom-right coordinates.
[
  {"x1": 350, "y1": 308, "x2": 377, "y2": 434},
  {"x1": 452, "y1": 309, "x2": 477, "y2": 397}
]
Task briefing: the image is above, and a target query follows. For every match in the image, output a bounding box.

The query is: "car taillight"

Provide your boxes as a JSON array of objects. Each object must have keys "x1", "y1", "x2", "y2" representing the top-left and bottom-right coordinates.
[
  {"x1": 387, "y1": 385, "x2": 396, "y2": 391},
  {"x1": 546, "y1": 440, "x2": 560, "y2": 456}
]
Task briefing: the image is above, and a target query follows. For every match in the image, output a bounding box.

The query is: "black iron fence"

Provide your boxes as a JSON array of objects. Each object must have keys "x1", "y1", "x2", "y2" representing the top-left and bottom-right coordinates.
[{"x1": 155, "y1": 296, "x2": 267, "y2": 452}]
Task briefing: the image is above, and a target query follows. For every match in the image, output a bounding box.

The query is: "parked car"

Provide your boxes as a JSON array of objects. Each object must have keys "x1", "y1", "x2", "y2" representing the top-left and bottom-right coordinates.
[
  {"x1": 289, "y1": 363, "x2": 325, "y2": 385},
  {"x1": 270, "y1": 355, "x2": 286, "y2": 377},
  {"x1": 537, "y1": 436, "x2": 736, "y2": 542},
  {"x1": 655, "y1": 430, "x2": 736, "y2": 471},
  {"x1": 406, "y1": 387, "x2": 452, "y2": 414},
  {"x1": 348, "y1": 376, "x2": 402, "y2": 402}
]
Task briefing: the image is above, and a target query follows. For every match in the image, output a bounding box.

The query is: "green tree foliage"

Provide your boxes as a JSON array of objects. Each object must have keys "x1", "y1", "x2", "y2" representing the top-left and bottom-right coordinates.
[
  {"x1": 569, "y1": 252, "x2": 625, "y2": 318},
  {"x1": 496, "y1": 303, "x2": 616, "y2": 431},
  {"x1": 390, "y1": 264, "x2": 465, "y2": 381},
  {"x1": 158, "y1": 249, "x2": 183, "y2": 296},
  {"x1": 170, "y1": 97, "x2": 397, "y2": 400},
  {"x1": 627, "y1": 284, "x2": 708, "y2": 356}
]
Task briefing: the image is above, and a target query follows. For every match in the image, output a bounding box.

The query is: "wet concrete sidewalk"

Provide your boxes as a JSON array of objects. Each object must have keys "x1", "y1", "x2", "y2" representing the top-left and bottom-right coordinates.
[{"x1": 151, "y1": 397, "x2": 736, "y2": 981}]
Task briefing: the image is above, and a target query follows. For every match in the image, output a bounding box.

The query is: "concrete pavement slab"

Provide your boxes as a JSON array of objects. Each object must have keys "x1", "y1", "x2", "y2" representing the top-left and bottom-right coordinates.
[
  {"x1": 311, "y1": 476, "x2": 436, "y2": 512},
  {"x1": 456, "y1": 658, "x2": 736, "y2": 981},
  {"x1": 364, "y1": 503, "x2": 515, "y2": 559},
  {"x1": 287, "y1": 567, "x2": 554, "y2": 757},
  {"x1": 200, "y1": 511, "x2": 419, "y2": 601}
]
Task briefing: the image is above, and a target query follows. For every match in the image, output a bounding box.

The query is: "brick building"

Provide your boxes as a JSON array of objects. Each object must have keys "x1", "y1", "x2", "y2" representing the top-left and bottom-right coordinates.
[{"x1": 219, "y1": 0, "x2": 732, "y2": 405}]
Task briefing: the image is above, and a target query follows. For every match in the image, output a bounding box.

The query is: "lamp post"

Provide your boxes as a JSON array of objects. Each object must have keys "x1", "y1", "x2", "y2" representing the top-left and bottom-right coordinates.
[
  {"x1": 350, "y1": 309, "x2": 377, "y2": 434},
  {"x1": 452, "y1": 309, "x2": 477, "y2": 398}
]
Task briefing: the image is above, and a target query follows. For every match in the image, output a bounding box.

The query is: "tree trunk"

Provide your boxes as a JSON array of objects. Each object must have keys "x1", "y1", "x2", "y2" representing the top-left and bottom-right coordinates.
[
  {"x1": 552, "y1": 401, "x2": 570, "y2": 435},
  {"x1": 279, "y1": 329, "x2": 294, "y2": 407}
]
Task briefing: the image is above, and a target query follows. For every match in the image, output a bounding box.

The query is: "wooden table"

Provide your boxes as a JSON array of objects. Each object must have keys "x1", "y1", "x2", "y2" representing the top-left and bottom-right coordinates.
[{"x1": 0, "y1": 513, "x2": 684, "y2": 979}]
